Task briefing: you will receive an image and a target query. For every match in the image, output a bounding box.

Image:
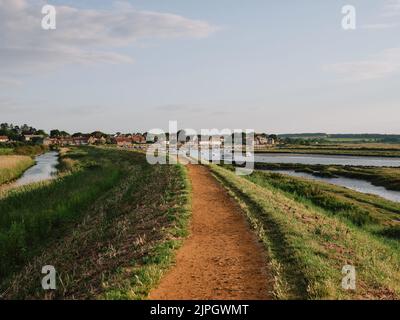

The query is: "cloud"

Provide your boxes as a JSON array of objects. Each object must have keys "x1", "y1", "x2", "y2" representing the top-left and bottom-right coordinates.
[
  {"x1": 382, "y1": 0, "x2": 400, "y2": 17},
  {"x1": 154, "y1": 104, "x2": 203, "y2": 113},
  {"x1": 0, "y1": 78, "x2": 22, "y2": 87},
  {"x1": 361, "y1": 23, "x2": 398, "y2": 30},
  {"x1": 360, "y1": 0, "x2": 400, "y2": 29},
  {"x1": 0, "y1": 0, "x2": 216, "y2": 76},
  {"x1": 324, "y1": 48, "x2": 400, "y2": 81}
]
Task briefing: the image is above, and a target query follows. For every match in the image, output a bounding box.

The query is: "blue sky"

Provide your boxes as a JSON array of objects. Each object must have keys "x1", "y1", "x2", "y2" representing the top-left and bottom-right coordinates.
[{"x1": 1, "y1": 0, "x2": 399, "y2": 133}]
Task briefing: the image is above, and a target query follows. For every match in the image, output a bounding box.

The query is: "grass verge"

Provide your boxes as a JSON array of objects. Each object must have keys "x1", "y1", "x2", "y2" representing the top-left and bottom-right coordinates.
[
  {"x1": 209, "y1": 164, "x2": 400, "y2": 299},
  {"x1": 1, "y1": 147, "x2": 191, "y2": 300}
]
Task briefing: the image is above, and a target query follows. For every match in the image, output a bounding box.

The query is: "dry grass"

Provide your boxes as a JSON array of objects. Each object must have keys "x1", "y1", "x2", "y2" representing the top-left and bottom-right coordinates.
[{"x1": 0, "y1": 156, "x2": 34, "y2": 185}]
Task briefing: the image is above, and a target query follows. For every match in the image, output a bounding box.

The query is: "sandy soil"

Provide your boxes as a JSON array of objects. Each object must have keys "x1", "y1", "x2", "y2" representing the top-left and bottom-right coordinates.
[{"x1": 149, "y1": 165, "x2": 271, "y2": 300}]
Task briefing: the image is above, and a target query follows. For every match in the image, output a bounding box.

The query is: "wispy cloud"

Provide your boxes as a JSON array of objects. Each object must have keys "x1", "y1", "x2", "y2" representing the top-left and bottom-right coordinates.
[
  {"x1": 0, "y1": 78, "x2": 22, "y2": 87},
  {"x1": 382, "y1": 0, "x2": 400, "y2": 17},
  {"x1": 361, "y1": 23, "x2": 398, "y2": 30},
  {"x1": 360, "y1": 0, "x2": 400, "y2": 29},
  {"x1": 0, "y1": 0, "x2": 217, "y2": 77},
  {"x1": 324, "y1": 48, "x2": 400, "y2": 81}
]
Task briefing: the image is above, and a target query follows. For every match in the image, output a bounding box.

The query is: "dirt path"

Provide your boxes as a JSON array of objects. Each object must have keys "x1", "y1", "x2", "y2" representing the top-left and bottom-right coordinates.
[{"x1": 149, "y1": 165, "x2": 271, "y2": 300}]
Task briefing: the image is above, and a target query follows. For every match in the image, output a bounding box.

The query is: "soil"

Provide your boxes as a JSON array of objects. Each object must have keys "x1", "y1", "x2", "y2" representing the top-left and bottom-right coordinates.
[{"x1": 149, "y1": 164, "x2": 271, "y2": 300}]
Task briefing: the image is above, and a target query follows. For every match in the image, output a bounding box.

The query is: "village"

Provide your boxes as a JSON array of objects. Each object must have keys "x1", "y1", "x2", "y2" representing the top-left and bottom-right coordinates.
[{"x1": 0, "y1": 124, "x2": 277, "y2": 150}]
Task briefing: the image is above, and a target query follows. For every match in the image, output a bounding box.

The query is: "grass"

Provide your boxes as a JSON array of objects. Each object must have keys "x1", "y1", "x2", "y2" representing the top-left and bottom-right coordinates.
[
  {"x1": 209, "y1": 164, "x2": 400, "y2": 299},
  {"x1": 255, "y1": 143, "x2": 400, "y2": 157},
  {"x1": 245, "y1": 170, "x2": 400, "y2": 241},
  {"x1": 254, "y1": 163, "x2": 400, "y2": 192},
  {"x1": 0, "y1": 148, "x2": 13, "y2": 155},
  {"x1": 0, "y1": 155, "x2": 35, "y2": 185},
  {"x1": 101, "y1": 164, "x2": 191, "y2": 300},
  {"x1": 1, "y1": 147, "x2": 191, "y2": 300}
]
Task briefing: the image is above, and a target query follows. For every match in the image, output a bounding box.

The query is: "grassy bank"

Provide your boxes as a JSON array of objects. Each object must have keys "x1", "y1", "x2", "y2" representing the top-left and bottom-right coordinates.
[
  {"x1": 0, "y1": 147, "x2": 191, "y2": 299},
  {"x1": 210, "y1": 164, "x2": 400, "y2": 299},
  {"x1": 246, "y1": 169, "x2": 400, "y2": 240},
  {"x1": 0, "y1": 155, "x2": 35, "y2": 185},
  {"x1": 255, "y1": 163, "x2": 400, "y2": 191},
  {"x1": 0, "y1": 148, "x2": 13, "y2": 155},
  {"x1": 13, "y1": 145, "x2": 48, "y2": 156},
  {"x1": 255, "y1": 143, "x2": 400, "y2": 157}
]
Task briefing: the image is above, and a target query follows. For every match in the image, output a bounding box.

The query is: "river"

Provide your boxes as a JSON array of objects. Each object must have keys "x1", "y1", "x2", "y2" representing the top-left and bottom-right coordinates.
[
  {"x1": 189, "y1": 150, "x2": 400, "y2": 202},
  {"x1": 271, "y1": 170, "x2": 400, "y2": 203},
  {"x1": 14, "y1": 151, "x2": 59, "y2": 187},
  {"x1": 254, "y1": 153, "x2": 400, "y2": 167}
]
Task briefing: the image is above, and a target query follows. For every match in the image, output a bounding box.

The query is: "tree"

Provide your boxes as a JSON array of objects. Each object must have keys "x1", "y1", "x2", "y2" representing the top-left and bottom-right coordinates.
[
  {"x1": 91, "y1": 131, "x2": 105, "y2": 139},
  {"x1": 72, "y1": 132, "x2": 83, "y2": 137},
  {"x1": 50, "y1": 129, "x2": 61, "y2": 138},
  {"x1": 36, "y1": 130, "x2": 48, "y2": 136}
]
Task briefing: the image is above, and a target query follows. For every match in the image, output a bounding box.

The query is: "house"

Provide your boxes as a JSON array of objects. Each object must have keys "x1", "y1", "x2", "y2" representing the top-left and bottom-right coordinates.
[
  {"x1": 131, "y1": 134, "x2": 146, "y2": 144},
  {"x1": 43, "y1": 137, "x2": 54, "y2": 146},
  {"x1": 72, "y1": 137, "x2": 89, "y2": 145},
  {"x1": 88, "y1": 136, "x2": 97, "y2": 145},
  {"x1": 254, "y1": 134, "x2": 268, "y2": 146},
  {"x1": 43, "y1": 136, "x2": 89, "y2": 146},
  {"x1": 0, "y1": 136, "x2": 9, "y2": 143},
  {"x1": 115, "y1": 136, "x2": 132, "y2": 147},
  {"x1": 23, "y1": 134, "x2": 44, "y2": 142}
]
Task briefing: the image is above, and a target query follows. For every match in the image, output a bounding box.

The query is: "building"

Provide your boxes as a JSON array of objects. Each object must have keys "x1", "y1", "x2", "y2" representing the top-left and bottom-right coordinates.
[
  {"x1": 43, "y1": 136, "x2": 89, "y2": 146},
  {"x1": 131, "y1": 134, "x2": 146, "y2": 144},
  {"x1": 0, "y1": 136, "x2": 9, "y2": 143},
  {"x1": 254, "y1": 134, "x2": 276, "y2": 146},
  {"x1": 23, "y1": 134, "x2": 44, "y2": 142},
  {"x1": 115, "y1": 136, "x2": 133, "y2": 147},
  {"x1": 72, "y1": 137, "x2": 89, "y2": 145}
]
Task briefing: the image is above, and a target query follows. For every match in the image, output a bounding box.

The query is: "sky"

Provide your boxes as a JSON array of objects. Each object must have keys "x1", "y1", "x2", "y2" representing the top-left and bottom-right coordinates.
[{"x1": 0, "y1": 0, "x2": 399, "y2": 134}]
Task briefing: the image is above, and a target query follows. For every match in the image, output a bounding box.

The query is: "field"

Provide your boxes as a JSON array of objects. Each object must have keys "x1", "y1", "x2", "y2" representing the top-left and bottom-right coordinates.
[
  {"x1": 0, "y1": 155, "x2": 35, "y2": 185},
  {"x1": 210, "y1": 164, "x2": 400, "y2": 299},
  {"x1": 256, "y1": 143, "x2": 400, "y2": 157},
  {"x1": 0, "y1": 147, "x2": 190, "y2": 299}
]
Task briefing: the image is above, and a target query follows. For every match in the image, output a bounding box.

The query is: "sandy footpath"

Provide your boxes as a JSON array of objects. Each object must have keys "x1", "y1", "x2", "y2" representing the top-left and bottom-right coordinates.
[{"x1": 149, "y1": 165, "x2": 271, "y2": 300}]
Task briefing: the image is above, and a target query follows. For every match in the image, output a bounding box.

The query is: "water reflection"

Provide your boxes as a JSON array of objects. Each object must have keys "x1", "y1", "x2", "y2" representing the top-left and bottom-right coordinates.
[
  {"x1": 255, "y1": 153, "x2": 400, "y2": 167},
  {"x1": 15, "y1": 151, "x2": 59, "y2": 187},
  {"x1": 272, "y1": 170, "x2": 400, "y2": 203}
]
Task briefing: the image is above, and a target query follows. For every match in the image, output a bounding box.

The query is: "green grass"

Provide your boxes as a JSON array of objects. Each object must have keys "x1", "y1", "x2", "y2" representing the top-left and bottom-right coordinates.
[
  {"x1": 0, "y1": 148, "x2": 13, "y2": 155},
  {"x1": 210, "y1": 164, "x2": 400, "y2": 299},
  {"x1": 0, "y1": 148, "x2": 124, "y2": 280},
  {"x1": 102, "y1": 164, "x2": 191, "y2": 300},
  {"x1": 1, "y1": 147, "x2": 191, "y2": 300},
  {"x1": 13, "y1": 145, "x2": 48, "y2": 156},
  {"x1": 245, "y1": 170, "x2": 400, "y2": 242}
]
